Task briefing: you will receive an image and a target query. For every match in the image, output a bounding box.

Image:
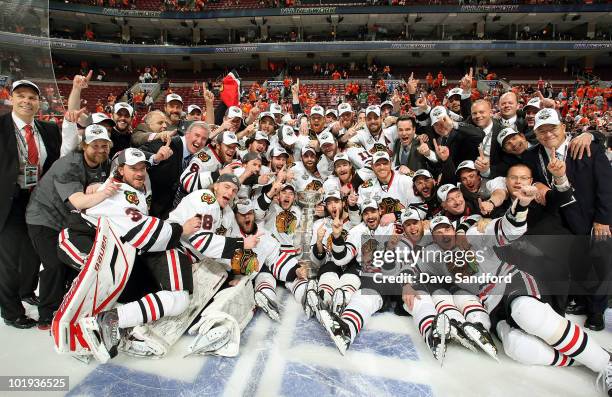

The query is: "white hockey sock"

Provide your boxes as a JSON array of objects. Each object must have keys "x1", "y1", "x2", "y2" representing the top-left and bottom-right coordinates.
[
  {"x1": 116, "y1": 290, "x2": 189, "y2": 329},
  {"x1": 254, "y1": 272, "x2": 277, "y2": 302},
  {"x1": 286, "y1": 278, "x2": 308, "y2": 305},
  {"x1": 338, "y1": 273, "x2": 360, "y2": 303},
  {"x1": 497, "y1": 320, "x2": 575, "y2": 367},
  {"x1": 432, "y1": 289, "x2": 465, "y2": 323},
  {"x1": 453, "y1": 291, "x2": 491, "y2": 330},
  {"x1": 409, "y1": 294, "x2": 437, "y2": 341},
  {"x1": 318, "y1": 272, "x2": 339, "y2": 307},
  {"x1": 510, "y1": 296, "x2": 608, "y2": 373},
  {"x1": 340, "y1": 289, "x2": 382, "y2": 342}
]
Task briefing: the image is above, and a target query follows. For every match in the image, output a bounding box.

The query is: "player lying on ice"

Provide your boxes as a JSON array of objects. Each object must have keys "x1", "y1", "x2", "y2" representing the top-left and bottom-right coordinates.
[{"x1": 54, "y1": 150, "x2": 262, "y2": 363}]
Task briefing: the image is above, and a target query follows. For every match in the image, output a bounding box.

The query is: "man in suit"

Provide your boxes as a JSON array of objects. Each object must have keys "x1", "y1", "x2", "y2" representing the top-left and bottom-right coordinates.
[
  {"x1": 468, "y1": 99, "x2": 506, "y2": 178},
  {"x1": 524, "y1": 108, "x2": 612, "y2": 330},
  {"x1": 140, "y1": 121, "x2": 209, "y2": 219},
  {"x1": 0, "y1": 80, "x2": 60, "y2": 328},
  {"x1": 392, "y1": 115, "x2": 435, "y2": 173}
]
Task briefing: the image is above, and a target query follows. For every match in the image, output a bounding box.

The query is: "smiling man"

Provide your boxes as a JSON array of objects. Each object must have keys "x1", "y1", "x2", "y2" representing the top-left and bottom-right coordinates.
[{"x1": 110, "y1": 102, "x2": 134, "y2": 157}]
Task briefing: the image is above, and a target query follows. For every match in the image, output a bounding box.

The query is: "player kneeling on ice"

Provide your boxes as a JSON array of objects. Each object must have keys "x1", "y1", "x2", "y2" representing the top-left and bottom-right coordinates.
[
  {"x1": 318, "y1": 198, "x2": 397, "y2": 355},
  {"x1": 117, "y1": 173, "x2": 264, "y2": 359},
  {"x1": 230, "y1": 199, "x2": 310, "y2": 322},
  {"x1": 53, "y1": 148, "x2": 203, "y2": 363}
]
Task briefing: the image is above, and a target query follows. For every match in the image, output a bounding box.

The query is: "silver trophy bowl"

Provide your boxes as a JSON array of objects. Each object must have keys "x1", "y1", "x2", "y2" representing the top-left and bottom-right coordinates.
[{"x1": 293, "y1": 190, "x2": 324, "y2": 278}]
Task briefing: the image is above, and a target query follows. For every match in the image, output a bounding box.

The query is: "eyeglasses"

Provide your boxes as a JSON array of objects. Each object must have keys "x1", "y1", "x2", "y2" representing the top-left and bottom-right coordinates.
[{"x1": 507, "y1": 175, "x2": 532, "y2": 182}]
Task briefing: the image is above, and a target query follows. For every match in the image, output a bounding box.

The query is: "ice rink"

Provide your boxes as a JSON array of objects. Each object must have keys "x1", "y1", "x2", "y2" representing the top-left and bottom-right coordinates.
[{"x1": 1, "y1": 292, "x2": 611, "y2": 397}]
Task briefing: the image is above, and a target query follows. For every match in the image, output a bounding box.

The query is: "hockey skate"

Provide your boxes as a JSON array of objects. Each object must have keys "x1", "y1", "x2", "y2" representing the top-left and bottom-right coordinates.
[
  {"x1": 78, "y1": 309, "x2": 121, "y2": 364},
  {"x1": 596, "y1": 359, "x2": 612, "y2": 397},
  {"x1": 427, "y1": 313, "x2": 450, "y2": 365},
  {"x1": 119, "y1": 326, "x2": 167, "y2": 359},
  {"x1": 185, "y1": 326, "x2": 231, "y2": 357},
  {"x1": 449, "y1": 319, "x2": 478, "y2": 353},
  {"x1": 461, "y1": 322, "x2": 499, "y2": 361},
  {"x1": 319, "y1": 309, "x2": 351, "y2": 356},
  {"x1": 303, "y1": 279, "x2": 322, "y2": 321},
  {"x1": 331, "y1": 289, "x2": 348, "y2": 317},
  {"x1": 254, "y1": 291, "x2": 281, "y2": 322}
]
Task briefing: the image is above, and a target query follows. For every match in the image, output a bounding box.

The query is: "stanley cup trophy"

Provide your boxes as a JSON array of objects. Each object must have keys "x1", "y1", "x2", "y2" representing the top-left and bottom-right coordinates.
[{"x1": 293, "y1": 190, "x2": 324, "y2": 277}]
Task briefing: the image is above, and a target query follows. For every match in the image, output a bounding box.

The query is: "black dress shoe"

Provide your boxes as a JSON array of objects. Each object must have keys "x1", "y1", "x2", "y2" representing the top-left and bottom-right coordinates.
[
  {"x1": 4, "y1": 316, "x2": 37, "y2": 329},
  {"x1": 585, "y1": 312, "x2": 605, "y2": 331},
  {"x1": 565, "y1": 300, "x2": 588, "y2": 315},
  {"x1": 22, "y1": 295, "x2": 40, "y2": 306}
]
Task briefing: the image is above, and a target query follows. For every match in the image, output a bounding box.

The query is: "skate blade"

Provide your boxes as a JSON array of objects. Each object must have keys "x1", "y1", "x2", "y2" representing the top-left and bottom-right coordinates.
[
  {"x1": 319, "y1": 311, "x2": 348, "y2": 356},
  {"x1": 331, "y1": 290, "x2": 346, "y2": 317},
  {"x1": 462, "y1": 325, "x2": 499, "y2": 362},
  {"x1": 306, "y1": 290, "x2": 322, "y2": 322},
  {"x1": 185, "y1": 328, "x2": 231, "y2": 358},
  {"x1": 254, "y1": 293, "x2": 281, "y2": 322},
  {"x1": 433, "y1": 315, "x2": 449, "y2": 366},
  {"x1": 78, "y1": 317, "x2": 111, "y2": 364}
]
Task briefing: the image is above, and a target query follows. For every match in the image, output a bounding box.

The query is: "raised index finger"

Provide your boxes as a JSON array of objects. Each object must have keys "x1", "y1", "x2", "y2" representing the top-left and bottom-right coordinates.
[
  {"x1": 432, "y1": 138, "x2": 439, "y2": 150},
  {"x1": 164, "y1": 136, "x2": 172, "y2": 147},
  {"x1": 85, "y1": 70, "x2": 93, "y2": 81},
  {"x1": 468, "y1": 67, "x2": 473, "y2": 78}
]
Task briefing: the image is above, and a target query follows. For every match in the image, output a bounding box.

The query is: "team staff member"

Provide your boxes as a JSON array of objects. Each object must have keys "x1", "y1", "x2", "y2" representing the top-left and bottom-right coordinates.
[
  {"x1": 0, "y1": 80, "x2": 61, "y2": 329},
  {"x1": 110, "y1": 102, "x2": 134, "y2": 158}
]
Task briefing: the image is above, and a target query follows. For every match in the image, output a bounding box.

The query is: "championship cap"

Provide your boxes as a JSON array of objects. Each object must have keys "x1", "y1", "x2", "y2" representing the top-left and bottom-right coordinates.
[
  {"x1": 318, "y1": 131, "x2": 335, "y2": 147},
  {"x1": 360, "y1": 199, "x2": 379, "y2": 213},
  {"x1": 534, "y1": 108, "x2": 561, "y2": 130},
  {"x1": 324, "y1": 190, "x2": 341, "y2": 202},
  {"x1": 270, "y1": 103, "x2": 283, "y2": 115},
  {"x1": 455, "y1": 160, "x2": 476, "y2": 175},
  {"x1": 372, "y1": 151, "x2": 390, "y2": 163},
  {"x1": 91, "y1": 112, "x2": 116, "y2": 126},
  {"x1": 437, "y1": 183, "x2": 460, "y2": 202},
  {"x1": 365, "y1": 105, "x2": 381, "y2": 117},
  {"x1": 254, "y1": 131, "x2": 269, "y2": 142},
  {"x1": 117, "y1": 148, "x2": 147, "y2": 166},
  {"x1": 236, "y1": 199, "x2": 255, "y2": 215},
  {"x1": 430, "y1": 216, "x2": 453, "y2": 231},
  {"x1": 217, "y1": 173, "x2": 241, "y2": 188},
  {"x1": 333, "y1": 152, "x2": 350, "y2": 164},
  {"x1": 166, "y1": 93, "x2": 183, "y2": 104},
  {"x1": 446, "y1": 87, "x2": 463, "y2": 98},
  {"x1": 84, "y1": 124, "x2": 112, "y2": 144},
  {"x1": 187, "y1": 104, "x2": 202, "y2": 114},
  {"x1": 281, "y1": 125, "x2": 298, "y2": 146},
  {"x1": 337, "y1": 103, "x2": 353, "y2": 115},
  {"x1": 114, "y1": 102, "x2": 134, "y2": 116},
  {"x1": 401, "y1": 208, "x2": 422, "y2": 224},
  {"x1": 413, "y1": 169, "x2": 433, "y2": 180},
  {"x1": 523, "y1": 97, "x2": 541, "y2": 112},
  {"x1": 271, "y1": 146, "x2": 289, "y2": 157},
  {"x1": 380, "y1": 100, "x2": 393, "y2": 109},
  {"x1": 11, "y1": 80, "x2": 40, "y2": 96},
  {"x1": 310, "y1": 105, "x2": 325, "y2": 117},
  {"x1": 227, "y1": 106, "x2": 243, "y2": 119},
  {"x1": 430, "y1": 106, "x2": 448, "y2": 125},
  {"x1": 301, "y1": 145, "x2": 317, "y2": 156},
  {"x1": 259, "y1": 111, "x2": 276, "y2": 124},
  {"x1": 220, "y1": 131, "x2": 239, "y2": 146},
  {"x1": 497, "y1": 127, "x2": 520, "y2": 146},
  {"x1": 325, "y1": 109, "x2": 338, "y2": 118}
]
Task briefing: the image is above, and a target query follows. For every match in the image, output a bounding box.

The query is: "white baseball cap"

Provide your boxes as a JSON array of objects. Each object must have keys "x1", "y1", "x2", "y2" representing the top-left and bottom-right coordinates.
[
  {"x1": 534, "y1": 108, "x2": 561, "y2": 130},
  {"x1": 497, "y1": 127, "x2": 520, "y2": 146},
  {"x1": 446, "y1": 87, "x2": 463, "y2": 98},
  {"x1": 271, "y1": 146, "x2": 289, "y2": 157},
  {"x1": 117, "y1": 148, "x2": 147, "y2": 166},
  {"x1": 324, "y1": 190, "x2": 341, "y2": 201},
  {"x1": 318, "y1": 131, "x2": 335, "y2": 147},
  {"x1": 333, "y1": 152, "x2": 350, "y2": 164},
  {"x1": 437, "y1": 183, "x2": 460, "y2": 202},
  {"x1": 372, "y1": 151, "x2": 390, "y2": 163},
  {"x1": 166, "y1": 93, "x2": 183, "y2": 104},
  {"x1": 254, "y1": 131, "x2": 269, "y2": 142},
  {"x1": 365, "y1": 105, "x2": 381, "y2": 117},
  {"x1": 430, "y1": 216, "x2": 453, "y2": 231},
  {"x1": 301, "y1": 145, "x2": 317, "y2": 156},
  {"x1": 337, "y1": 103, "x2": 353, "y2": 115},
  {"x1": 187, "y1": 104, "x2": 202, "y2": 114},
  {"x1": 236, "y1": 199, "x2": 255, "y2": 215},
  {"x1": 91, "y1": 112, "x2": 115, "y2": 126},
  {"x1": 310, "y1": 105, "x2": 325, "y2": 117},
  {"x1": 220, "y1": 131, "x2": 239, "y2": 146},
  {"x1": 413, "y1": 169, "x2": 433, "y2": 180},
  {"x1": 456, "y1": 160, "x2": 476, "y2": 175},
  {"x1": 227, "y1": 106, "x2": 243, "y2": 119},
  {"x1": 259, "y1": 111, "x2": 276, "y2": 124},
  {"x1": 430, "y1": 106, "x2": 447, "y2": 125},
  {"x1": 84, "y1": 124, "x2": 112, "y2": 144},
  {"x1": 523, "y1": 97, "x2": 541, "y2": 112},
  {"x1": 360, "y1": 199, "x2": 379, "y2": 213},
  {"x1": 113, "y1": 102, "x2": 134, "y2": 116},
  {"x1": 11, "y1": 80, "x2": 40, "y2": 96},
  {"x1": 270, "y1": 103, "x2": 283, "y2": 115},
  {"x1": 281, "y1": 125, "x2": 297, "y2": 146},
  {"x1": 325, "y1": 109, "x2": 338, "y2": 118},
  {"x1": 381, "y1": 100, "x2": 393, "y2": 109},
  {"x1": 401, "y1": 208, "x2": 422, "y2": 224}
]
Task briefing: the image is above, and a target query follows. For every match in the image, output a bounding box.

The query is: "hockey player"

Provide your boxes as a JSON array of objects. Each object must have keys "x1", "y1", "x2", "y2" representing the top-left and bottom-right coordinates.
[
  {"x1": 318, "y1": 198, "x2": 397, "y2": 355},
  {"x1": 317, "y1": 131, "x2": 371, "y2": 179},
  {"x1": 322, "y1": 152, "x2": 374, "y2": 197},
  {"x1": 347, "y1": 105, "x2": 396, "y2": 153},
  {"x1": 290, "y1": 145, "x2": 324, "y2": 192}
]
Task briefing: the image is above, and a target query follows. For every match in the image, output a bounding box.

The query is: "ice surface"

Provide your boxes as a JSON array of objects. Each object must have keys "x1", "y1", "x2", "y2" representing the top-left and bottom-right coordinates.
[{"x1": 0, "y1": 295, "x2": 610, "y2": 397}]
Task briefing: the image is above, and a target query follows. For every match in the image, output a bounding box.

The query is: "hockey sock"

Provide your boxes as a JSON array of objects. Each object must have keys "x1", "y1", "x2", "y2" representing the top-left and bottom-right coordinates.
[
  {"x1": 432, "y1": 289, "x2": 465, "y2": 323},
  {"x1": 340, "y1": 289, "x2": 383, "y2": 342},
  {"x1": 453, "y1": 291, "x2": 491, "y2": 330},
  {"x1": 116, "y1": 290, "x2": 189, "y2": 329},
  {"x1": 286, "y1": 278, "x2": 308, "y2": 305},
  {"x1": 497, "y1": 320, "x2": 575, "y2": 367},
  {"x1": 254, "y1": 272, "x2": 277, "y2": 302},
  {"x1": 510, "y1": 296, "x2": 608, "y2": 373},
  {"x1": 318, "y1": 272, "x2": 339, "y2": 307},
  {"x1": 408, "y1": 294, "x2": 437, "y2": 341},
  {"x1": 338, "y1": 273, "x2": 360, "y2": 303}
]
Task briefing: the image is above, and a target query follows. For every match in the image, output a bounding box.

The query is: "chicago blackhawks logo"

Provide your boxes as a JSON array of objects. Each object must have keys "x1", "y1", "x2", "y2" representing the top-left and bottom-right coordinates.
[
  {"x1": 379, "y1": 197, "x2": 404, "y2": 215},
  {"x1": 215, "y1": 225, "x2": 227, "y2": 236},
  {"x1": 368, "y1": 143, "x2": 387, "y2": 154},
  {"x1": 201, "y1": 192, "x2": 216, "y2": 204},
  {"x1": 361, "y1": 179, "x2": 373, "y2": 188},
  {"x1": 231, "y1": 249, "x2": 259, "y2": 275},
  {"x1": 124, "y1": 191, "x2": 139, "y2": 205},
  {"x1": 305, "y1": 180, "x2": 323, "y2": 191},
  {"x1": 197, "y1": 151, "x2": 210, "y2": 162},
  {"x1": 326, "y1": 229, "x2": 348, "y2": 251},
  {"x1": 276, "y1": 210, "x2": 297, "y2": 234}
]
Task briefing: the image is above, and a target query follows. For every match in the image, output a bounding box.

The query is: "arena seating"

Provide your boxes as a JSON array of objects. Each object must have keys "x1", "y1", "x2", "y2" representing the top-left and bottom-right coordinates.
[{"x1": 56, "y1": 81, "x2": 130, "y2": 112}]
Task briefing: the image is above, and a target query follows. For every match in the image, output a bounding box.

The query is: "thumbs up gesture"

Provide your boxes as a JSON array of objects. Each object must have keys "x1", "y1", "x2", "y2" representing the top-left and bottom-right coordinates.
[
  {"x1": 433, "y1": 138, "x2": 450, "y2": 162},
  {"x1": 474, "y1": 144, "x2": 490, "y2": 174}
]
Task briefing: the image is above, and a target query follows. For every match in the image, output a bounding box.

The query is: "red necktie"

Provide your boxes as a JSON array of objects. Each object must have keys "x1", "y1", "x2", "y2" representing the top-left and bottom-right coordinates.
[{"x1": 24, "y1": 124, "x2": 39, "y2": 166}]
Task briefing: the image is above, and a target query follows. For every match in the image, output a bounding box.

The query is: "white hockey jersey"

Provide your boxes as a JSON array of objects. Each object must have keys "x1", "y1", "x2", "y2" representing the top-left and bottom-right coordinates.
[
  {"x1": 290, "y1": 162, "x2": 324, "y2": 192},
  {"x1": 317, "y1": 147, "x2": 372, "y2": 179},
  {"x1": 359, "y1": 172, "x2": 419, "y2": 215},
  {"x1": 179, "y1": 144, "x2": 242, "y2": 193},
  {"x1": 262, "y1": 202, "x2": 302, "y2": 249},
  {"x1": 349, "y1": 125, "x2": 396, "y2": 153},
  {"x1": 309, "y1": 217, "x2": 354, "y2": 266},
  {"x1": 331, "y1": 221, "x2": 395, "y2": 273}
]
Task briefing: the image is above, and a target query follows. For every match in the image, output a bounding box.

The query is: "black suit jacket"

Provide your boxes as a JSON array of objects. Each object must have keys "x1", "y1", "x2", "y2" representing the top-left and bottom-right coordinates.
[
  {"x1": 523, "y1": 142, "x2": 612, "y2": 235},
  {"x1": 140, "y1": 136, "x2": 184, "y2": 219},
  {"x1": 420, "y1": 122, "x2": 484, "y2": 167},
  {"x1": 0, "y1": 112, "x2": 61, "y2": 231}
]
